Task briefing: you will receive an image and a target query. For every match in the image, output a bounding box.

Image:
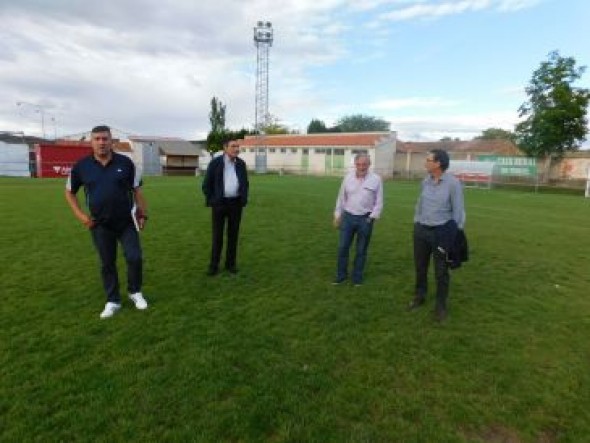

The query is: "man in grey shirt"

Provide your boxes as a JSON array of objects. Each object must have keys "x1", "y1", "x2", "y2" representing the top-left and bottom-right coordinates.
[{"x1": 409, "y1": 149, "x2": 465, "y2": 321}]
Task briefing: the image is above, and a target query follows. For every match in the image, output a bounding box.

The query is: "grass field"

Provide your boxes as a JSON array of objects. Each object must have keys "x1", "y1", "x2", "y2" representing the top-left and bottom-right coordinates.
[{"x1": 1, "y1": 175, "x2": 590, "y2": 442}]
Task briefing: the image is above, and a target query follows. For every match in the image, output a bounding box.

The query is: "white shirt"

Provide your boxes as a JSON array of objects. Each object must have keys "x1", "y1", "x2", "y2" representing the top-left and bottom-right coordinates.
[
  {"x1": 334, "y1": 171, "x2": 383, "y2": 219},
  {"x1": 223, "y1": 154, "x2": 239, "y2": 197}
]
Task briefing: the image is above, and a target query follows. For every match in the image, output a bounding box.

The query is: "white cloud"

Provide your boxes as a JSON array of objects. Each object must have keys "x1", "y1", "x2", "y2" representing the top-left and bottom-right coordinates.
[
  {"x1": 0, "y1": 0, "x2": 549, "y2": 142},
  {"x1": 370, "y1": 96, "x2": 461, "y2": 111},
  {"x1": 390, "y1": 111, "x2": 519, "y2": 140},
  {"x1": 497, "y1": 0, "x2": 542, "y2": 12},
  {"x1": 371, "y1": 0, "x2": 539, "y2": 24}
]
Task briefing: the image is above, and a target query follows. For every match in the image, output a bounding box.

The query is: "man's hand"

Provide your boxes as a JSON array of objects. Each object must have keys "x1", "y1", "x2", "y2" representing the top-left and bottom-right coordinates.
[
  {"x1": 333, "y1": 215, "x2": 341, "y2": 228},
  {"x1": 138, "y1": 214, "x2": 148, "y2": 230},
  {"x1": 81, "y1": 215, "x2": 95, "y2": 229}
]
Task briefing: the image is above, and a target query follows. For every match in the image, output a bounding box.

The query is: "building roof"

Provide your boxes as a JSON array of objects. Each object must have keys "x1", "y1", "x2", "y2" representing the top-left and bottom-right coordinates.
[
  {"x1": 397, "y1": 139, "x2": 522, "y2": 155},
  {"x1": 129, "y1": 136, "x2": 202, "y2": 156},
  {"x1": 0, "y1": 132, "x2": 46, "y2": 145},
  {"x1": 237, "y1": 132, "x2": 395, "y2": 147},
  {"x1": 41, "y1": 140, "x2": 133, "y2": 153}
]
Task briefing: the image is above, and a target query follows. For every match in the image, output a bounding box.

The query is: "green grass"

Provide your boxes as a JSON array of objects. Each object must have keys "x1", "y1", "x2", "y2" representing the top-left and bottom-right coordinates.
[{"x1": 1, "y1": 175, "x2": 590, "y2": 442}]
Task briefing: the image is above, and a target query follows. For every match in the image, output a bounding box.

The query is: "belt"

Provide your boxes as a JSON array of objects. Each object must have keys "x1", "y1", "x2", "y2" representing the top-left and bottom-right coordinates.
[
  {"x1": 345, "y1": 211, "x2": 371, "y2": 218},
  {"x1": 419, "y1": 223, "x2": 438, "y2": 230}
]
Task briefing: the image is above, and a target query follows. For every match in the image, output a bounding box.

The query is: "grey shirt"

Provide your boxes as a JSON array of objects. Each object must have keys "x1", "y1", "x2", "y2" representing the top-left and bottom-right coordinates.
[{"x1": 414, "y1": 171, "x2": 465, "y2": 228}]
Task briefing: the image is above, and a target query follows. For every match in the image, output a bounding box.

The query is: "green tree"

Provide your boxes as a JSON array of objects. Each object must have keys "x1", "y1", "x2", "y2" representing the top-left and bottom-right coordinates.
[
  {"x1": 307, "y1": 119, "x2": 329, "y2": 133},
  {"x1": 514, "y1": 51, "x2": 590, "y2": 158},
  {"x1": 206, "y1": 130, "x2": 226, "y2": 154},
  {"x1": 335, "y1": 114, "x2": 390, "y2": 132},
  {"x1": 260, "y1": 115, "x2": 290, "y2": 134},
  {"x1": 476, "y1": 128, "x2": 514, "y2": 140},
  {"x1": 206, "y1": 128, "x2": 256, "y2": 154},
  {"x1": 206, "y1": 97, "x2": 227, "y2": 153},
  {"x1": 209, "y1": 97, "x2": 226, "y2": 134}
]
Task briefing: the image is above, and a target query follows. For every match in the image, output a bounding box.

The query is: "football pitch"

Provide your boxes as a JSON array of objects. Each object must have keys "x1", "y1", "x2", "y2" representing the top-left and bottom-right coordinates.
[{"x1": 1, "y1": 175, "x2": 589, "y2": 441}]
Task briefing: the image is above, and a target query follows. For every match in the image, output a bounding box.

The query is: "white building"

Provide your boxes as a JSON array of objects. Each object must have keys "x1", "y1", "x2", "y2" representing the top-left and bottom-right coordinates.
[
  {"x1": 129, "y1": 136, "x2": 205, "y2": 176},
  {"x1": 236, "y1": 132, "x2": 397, "y2": 177}
]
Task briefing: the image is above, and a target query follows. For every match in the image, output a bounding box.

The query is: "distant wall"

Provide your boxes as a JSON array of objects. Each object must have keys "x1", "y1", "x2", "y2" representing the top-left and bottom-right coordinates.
[{"x1": 0, "y1": 142, "x2": 30, "y2": 177}]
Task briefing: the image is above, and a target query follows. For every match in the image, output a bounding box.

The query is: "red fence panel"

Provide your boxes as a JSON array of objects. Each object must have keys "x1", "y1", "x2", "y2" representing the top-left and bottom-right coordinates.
[{"x1": 35, "y1": 143, "x2": 92, "y2": 178}]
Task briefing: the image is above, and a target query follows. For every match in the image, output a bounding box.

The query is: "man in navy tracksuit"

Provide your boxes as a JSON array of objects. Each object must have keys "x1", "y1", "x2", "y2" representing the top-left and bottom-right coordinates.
[
  {"x1": 202, "y1": 140, "x2": 249, "y2": 276},
  {"x1": 65, "y1": 125, "x2": 149, "y2": 319}
]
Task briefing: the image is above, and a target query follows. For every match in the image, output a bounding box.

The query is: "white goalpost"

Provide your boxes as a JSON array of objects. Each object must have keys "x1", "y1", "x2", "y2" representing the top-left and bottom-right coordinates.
[{"x1": 585, "y1": 165, "x2": 590, "y2": 198}]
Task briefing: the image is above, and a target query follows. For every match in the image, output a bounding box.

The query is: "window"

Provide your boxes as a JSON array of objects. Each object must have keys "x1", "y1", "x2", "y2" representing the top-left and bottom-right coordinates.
[
  {"x1": 280, "y1": 148, "x2": 286, "y2": 153},
  {"x1": 302, "y1": 149, "x2": 309, "y2": 154},
  {"x1": 315, "y1": 148, "x2": 326, "y2": 154},
  {"x1": 269, "y1": 148, "x2": 276, "y2": 153},
  {"x1": 334, "y1": 149, "x2": 345, "y2": 155},
  {"x1": 291, "y1": 148, "x2": 297, "y2": 154},
  {"x1": 249, "y1": 149, "x2": 255, "y2": 153}
]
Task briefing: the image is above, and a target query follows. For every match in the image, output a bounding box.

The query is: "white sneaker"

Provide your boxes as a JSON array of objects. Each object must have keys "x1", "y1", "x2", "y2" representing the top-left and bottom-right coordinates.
[
  {"x1": 129, "y1": 292, "x2": 148, "y2": 310},
  {"x1": 100, "y1": 302, "x2": 121, "y2": 319}
]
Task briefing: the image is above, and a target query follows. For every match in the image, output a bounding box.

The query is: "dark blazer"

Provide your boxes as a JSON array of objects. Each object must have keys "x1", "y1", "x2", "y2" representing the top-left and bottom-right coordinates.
[
  {"x1": 202, "y1": 154, "x2": 249, "y2": 207},
  {"x1": 434, "y1": 220, "x2": 469, "y2": 269}
]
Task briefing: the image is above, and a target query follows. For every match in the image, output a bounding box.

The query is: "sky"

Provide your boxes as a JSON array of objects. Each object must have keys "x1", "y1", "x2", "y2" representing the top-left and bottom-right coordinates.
[{"x1": 0, "y1": 0, "x2": 588, "y2": 142}]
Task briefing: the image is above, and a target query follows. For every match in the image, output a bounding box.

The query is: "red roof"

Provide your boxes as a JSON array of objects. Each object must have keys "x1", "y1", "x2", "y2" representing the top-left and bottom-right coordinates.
[
  {"x1": 397, "y1": 139, "x2": 521, "y2": 155},
  {"x1": 237, "y1": 132, "x2": 394, "y2": 147}
]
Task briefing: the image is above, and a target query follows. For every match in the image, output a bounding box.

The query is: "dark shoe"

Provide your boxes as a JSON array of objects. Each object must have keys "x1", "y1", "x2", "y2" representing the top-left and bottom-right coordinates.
[
  {"x1": 206, "y1": 267, "x2": 219, "y2": 276},
  {"x1": 226, "y1": 266, "x2": 238, "y2": 274},
  {"x1": 435, "y1": 306, "x2": 448, "y2": 322},
  {"x1": 332, "y1": 277, "x2": 346, "y2": 285},
  {"x1": 407, "y1": 297, "x2": 425, "y2": 311}
]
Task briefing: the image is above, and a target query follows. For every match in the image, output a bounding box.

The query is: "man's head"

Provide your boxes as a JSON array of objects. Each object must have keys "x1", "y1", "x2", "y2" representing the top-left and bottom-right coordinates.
[
  {"x1": 354, "y1": 153, "x2": 371, "y2": 177},
  {"x1": 90, "y1": 125, "x2": 113, "y2": 159},
  {"x1": 224, "y1": 140, "x2": 240, "y2": 161},
  {"x1": 426, "y1": 149, "x2": 449, "y2": 174}
]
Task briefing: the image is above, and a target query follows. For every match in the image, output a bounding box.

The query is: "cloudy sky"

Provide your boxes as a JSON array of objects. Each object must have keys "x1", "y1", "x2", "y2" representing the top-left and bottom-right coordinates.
[{"x1": 1, "y1": 0, "x2": 588, "y2": 141}]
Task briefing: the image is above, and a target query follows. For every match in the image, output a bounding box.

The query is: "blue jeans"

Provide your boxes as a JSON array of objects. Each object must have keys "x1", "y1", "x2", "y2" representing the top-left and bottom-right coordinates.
[
  {"x1": 91, "y1": 222, "x2": 143, "y2": 303},
  {"x1": 336, "y1": 211, "x2": 374, "y2": 284}
]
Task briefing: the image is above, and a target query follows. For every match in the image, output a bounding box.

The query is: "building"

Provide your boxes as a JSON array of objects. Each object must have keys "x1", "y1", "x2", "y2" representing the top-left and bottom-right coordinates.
[
  {"x1": 394, "y1": 139, "x2": 522, "y2": 179},
  {"x1": 129, "y1": 137, "x2": 206, "y2": 176},
  {"x1": 235, "y1": 132, "x2": 397, "y2": 177}
]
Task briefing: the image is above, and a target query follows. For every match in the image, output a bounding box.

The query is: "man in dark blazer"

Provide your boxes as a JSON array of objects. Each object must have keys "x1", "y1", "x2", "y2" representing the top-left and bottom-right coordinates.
[{"x1": 202, "y1": 140, "x2": 249, "y2": 275}]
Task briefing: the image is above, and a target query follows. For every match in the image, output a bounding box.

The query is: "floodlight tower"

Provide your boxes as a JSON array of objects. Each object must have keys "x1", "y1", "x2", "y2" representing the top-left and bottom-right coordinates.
[
  {"x1": 253, "y1": 20, "x2": 273, "y2": 173},
  {"x1": 16, "y1": 101, "x2": 48, "y2": 139}
]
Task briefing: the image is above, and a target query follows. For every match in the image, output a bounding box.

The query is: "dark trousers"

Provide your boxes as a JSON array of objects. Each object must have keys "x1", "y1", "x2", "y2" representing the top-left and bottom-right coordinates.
[
  {"x1": 336, "y1": 211, "x2": 374, "y2": 284},
  {"x1": 413, "y1": 223, "x2": 449, "y2": 309},
  {"x1": 91, "y1": 223, "x2": 142, "y2": 303},
  {"x1": 210, "y1": 198, "x2": 243, "y2": 271}
]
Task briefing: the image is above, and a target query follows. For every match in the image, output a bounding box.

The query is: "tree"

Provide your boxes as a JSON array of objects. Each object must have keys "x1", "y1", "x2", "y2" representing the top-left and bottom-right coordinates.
[
  {"x1": 476, "y1": 128, "x2": 514, "y2": 140},
  {"x1": 206, "y1": 97, "x2": 227, "y2": 153},
  {"x1": 206, "y1": 128, "x2": 256, "y2": 154},
  {"x1": 260, "y1": 115, "x2": 290, "y2": 134},
  {"x1": 335, "y1": 114, "x2": 390, "y2": 132},
  {"x1": 209, "y1": 97, "x2": 226, "y2": 134},
  {"x1": 307, "y1": 119, "x2": 328, "y2": 133},
  {"x1": 514, "y1": 51, "x2": 590, "y2": 158}
]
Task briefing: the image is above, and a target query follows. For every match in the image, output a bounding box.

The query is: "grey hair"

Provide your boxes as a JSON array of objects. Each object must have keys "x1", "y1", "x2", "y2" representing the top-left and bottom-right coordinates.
[{"x1": 354, "y1": 153, "x2": 371, "y2": 164}]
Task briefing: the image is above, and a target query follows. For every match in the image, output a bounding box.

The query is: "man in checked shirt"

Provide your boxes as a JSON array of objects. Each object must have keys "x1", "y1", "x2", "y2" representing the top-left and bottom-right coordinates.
[{"x1": 333, "y1": 153, "x2": 383, "y2": 286}]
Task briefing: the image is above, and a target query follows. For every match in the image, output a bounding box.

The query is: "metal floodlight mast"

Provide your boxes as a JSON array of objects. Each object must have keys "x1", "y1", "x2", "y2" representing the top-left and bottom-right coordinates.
[
  {"x1": 253, "y1": 21, "x2": 273, "y2": 133},
  {"x1": 16, "y1": 101, "x2": 47, "y2": 139}
]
